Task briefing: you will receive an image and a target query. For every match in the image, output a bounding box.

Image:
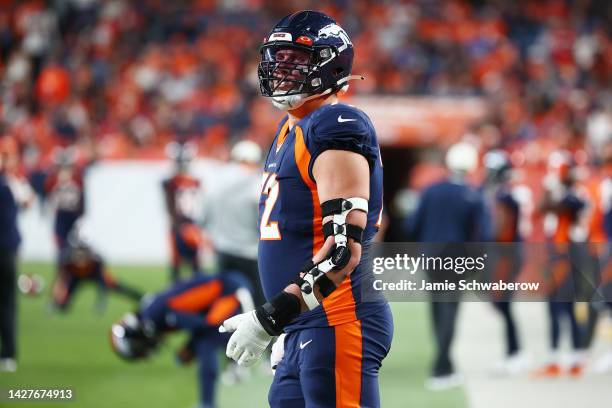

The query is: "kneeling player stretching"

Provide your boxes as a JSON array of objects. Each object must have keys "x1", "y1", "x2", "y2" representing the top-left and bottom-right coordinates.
[
  {"x1": 220, "y1": 11, "x2": 393, "y2": 407},
  {"x1": 52, "y1": 237, "x2": 142, "y2": 312},
  {"x1": 110, "y1": 272, "x2": 253, "y2": 408}
]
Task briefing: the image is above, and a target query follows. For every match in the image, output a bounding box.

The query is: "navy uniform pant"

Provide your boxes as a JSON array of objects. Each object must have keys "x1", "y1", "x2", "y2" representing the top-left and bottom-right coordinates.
[{"x1": 269, "y1": 305, "x2": 393, "y2": 408}]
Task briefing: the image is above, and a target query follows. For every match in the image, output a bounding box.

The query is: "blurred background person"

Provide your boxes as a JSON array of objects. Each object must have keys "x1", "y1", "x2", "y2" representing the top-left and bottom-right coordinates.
[
  {"x1": 481, "y1": 149, "x2": 531, "y2": 375},
  {"x1": 536, "y1": 151, "x2": 589, "y2": 377},
  {"x1": 51, "y1": 231, "x2": 143, "y2": 313},
  {"x1": 0, "y1": 135, "x2": 33, "y2": 372},
  {"x1": 163, "y1": 141, "x2": 205, "y2": 282},
  {"x1": 406, "y1": 141, "x2": 491, "y2": 389},
  {"x1": 201, "y1": 140, "x2": 265, "y2": 306},
  {"x1": 44, "y1": 146, "x2": 92, "y2": 251},
  {"x1": 579, "y1": 147, "x2": 610, "y2": 353},
  {"x1": 588, "y1": 142, "x2": 612, "y2": 373},
  {"x1": 110, "y1": 271, "x2": 254, "y2": 408}
]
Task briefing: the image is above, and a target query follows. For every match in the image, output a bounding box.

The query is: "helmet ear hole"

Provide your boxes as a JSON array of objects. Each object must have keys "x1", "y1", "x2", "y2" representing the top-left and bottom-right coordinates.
[{"x1": 333, "y1": 67, "x2": 344, "y2": 77}]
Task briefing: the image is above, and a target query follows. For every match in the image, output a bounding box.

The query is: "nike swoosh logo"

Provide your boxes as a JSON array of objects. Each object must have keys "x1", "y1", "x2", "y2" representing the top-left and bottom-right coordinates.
[
  {"x1": 338, "y1": 115, "x2": 357, "y2": 123},
  {"x1": 299, "y1": 339, "x2": 313, "y2": 350}
]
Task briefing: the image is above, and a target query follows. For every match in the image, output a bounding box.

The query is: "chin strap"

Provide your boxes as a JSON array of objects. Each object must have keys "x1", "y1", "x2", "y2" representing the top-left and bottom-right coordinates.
[
  {"x1": 272, "y1": 75, "x2": 366, "y2": 110},
  {"x1": 297, "y1": 197, "x2": 368, "y2": 310},
  {"x1": 337, "y1": 74, "x2": 365, "y2": 86}
]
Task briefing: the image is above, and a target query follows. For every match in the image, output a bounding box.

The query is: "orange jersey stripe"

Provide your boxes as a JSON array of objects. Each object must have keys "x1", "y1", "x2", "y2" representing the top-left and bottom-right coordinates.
[
  {"x1": 323, "y1": 277, "x2": 358, "y2": 326},
  {"x1": 276, "y1": 120, "x2": 291, "y2": 151},
  {"x1": 294, "y1": 126, "x2": 324, "y2": 256},
  {"x1": 586, "y1": 180, "x2": 606, "y2": 243},
  {"x1": 168, "y1": 280, "x2": 222, "y2": 313},
  {"x1": 334, "y1": 320, "x2": 363, "y2": 408},
  {"x1": 553, "y1": 213, "x2": 572, "y2": 243},
  {"x1": 180, "y1": 223, "x2": 203, "y2": 248},
  {"x1": 206, "y1": 294, "x2": 240, "y2": 326},
  {"x1": 602, "y1": 259, "x2": 612, "y2": 284},
  {"x1": 169, "y1": 232, "x2": 178, "y2": 262},
  {"x1": 172, "y1": 174, "x2": 200, "y2": 188},
  {"x1": 102, "y1": 272, "x2": 117, "y2": 287}
]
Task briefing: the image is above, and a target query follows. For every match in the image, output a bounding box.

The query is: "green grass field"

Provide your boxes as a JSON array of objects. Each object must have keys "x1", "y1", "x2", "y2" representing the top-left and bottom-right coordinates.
[{"x1": 4, "y1": 262, "x2": 466, "y2": 408}]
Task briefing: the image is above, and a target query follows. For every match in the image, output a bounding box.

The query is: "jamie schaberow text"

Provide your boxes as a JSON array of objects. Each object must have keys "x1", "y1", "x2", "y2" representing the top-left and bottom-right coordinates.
[{"x1": 372, "y1": 279, "x2": 540, "y2": 292}]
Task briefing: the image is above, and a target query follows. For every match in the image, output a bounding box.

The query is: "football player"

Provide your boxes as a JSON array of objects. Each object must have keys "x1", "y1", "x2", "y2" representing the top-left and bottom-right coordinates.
[
  {"x1": 482, "y1": 150, "x2": 530, "y2": 375},
  {"x1": 110, "y1": 272, "x2": 253, "y2": 408},
  {"x1": 44, "y1": 147, "x2": 89, "y2": 250},
  {"x1": 535, "y1": 151, "x2": 589, "y2": 377},
  {"x1": 51, "y1": 234, "x2": 142, "y2": 312},
  {"x1": 219, "y1": 11, "x2": 393, "y2": 407},
  {"x1": 162, "y1": 142, "x2": 204, "y2": 282},
  {"x1": 587, "y1": 143, "x2": 612, "y2": 372}
]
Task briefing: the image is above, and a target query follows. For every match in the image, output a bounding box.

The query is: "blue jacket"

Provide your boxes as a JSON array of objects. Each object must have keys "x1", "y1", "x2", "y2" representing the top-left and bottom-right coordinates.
[
  {"x1": 407, "y1": 178, "x2": 491, "y2": 242},
  {"x1": 0, "y1": 174, "x2": 21, "y2": 251}
]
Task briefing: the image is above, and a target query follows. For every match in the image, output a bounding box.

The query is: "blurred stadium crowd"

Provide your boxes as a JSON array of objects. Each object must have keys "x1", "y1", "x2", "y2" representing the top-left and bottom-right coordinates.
[
  {"x1": 0, "y1": 0, "x2": 611, "y2": 168},
  {"x1": 0, "y1": 1, "x2": 612, "y2": 405}
]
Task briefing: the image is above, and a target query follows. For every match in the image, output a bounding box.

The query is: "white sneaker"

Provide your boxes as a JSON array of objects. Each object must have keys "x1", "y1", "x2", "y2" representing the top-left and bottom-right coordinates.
[
  {"x1": 492, "y1": 352, "x2": 531, "y2": 376},
  {"x1": 0, "y1": 358, "x2": 17, "y2": 372},
  {"x1": 591, "y1": 352, "x2": 612, "y2": 374},
  {"x1": 425, "y1": 373, "x2": 462, "y2": 391}
]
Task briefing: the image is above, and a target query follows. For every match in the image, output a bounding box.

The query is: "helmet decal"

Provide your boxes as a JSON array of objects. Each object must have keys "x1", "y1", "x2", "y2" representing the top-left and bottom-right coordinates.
[
  {"x1": 296, "y1": 36, "x2": 313, "y2": 46},
  {"x1": 317, "y1": 24, "x2": 352, "y2": 52}
]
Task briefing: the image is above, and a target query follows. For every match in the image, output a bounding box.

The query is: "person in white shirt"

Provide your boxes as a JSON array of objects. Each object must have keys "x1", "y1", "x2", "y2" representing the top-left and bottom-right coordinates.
[{"x1": 202, "y1": 140, "x2": 266, "y2": 306}]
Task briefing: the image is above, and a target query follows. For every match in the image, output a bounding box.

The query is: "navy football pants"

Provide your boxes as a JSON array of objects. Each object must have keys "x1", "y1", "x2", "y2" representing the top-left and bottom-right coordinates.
[{"x1": 269, "y1": 305, "x2": 393, "y2": 408}]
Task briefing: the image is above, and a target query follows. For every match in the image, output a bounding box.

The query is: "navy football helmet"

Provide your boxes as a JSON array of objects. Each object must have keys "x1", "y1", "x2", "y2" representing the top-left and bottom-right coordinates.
[
  {"x1": 109, "y1": 313, "x2": 160, "y2": 361},
  {"x1": 258, "y1": 10, "x2": 361, "y2": 109},
  {"x1": 484, "y1": 149, "x2": 512, "y2": 184},
  {"x1": 165, "y1": 141, "x2": 197, "y2": 173}
]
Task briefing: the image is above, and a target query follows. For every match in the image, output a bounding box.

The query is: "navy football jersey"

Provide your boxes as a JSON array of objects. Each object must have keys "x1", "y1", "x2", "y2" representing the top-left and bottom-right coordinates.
[
  {"x1": 141, "y1": 273, "x2": 249, "y2": 332},
  {"x1": 258, "y1": 103, "x2": 385, "y2": 330},
  {"x1": 544, "y1": 189, "x2": 587, "y2": 243},
  {"x1": 45, "y1": 167, "x2": 86, "y2": 244},
  {"x1": 162, "y1": 173, "x2": 201, "y2": 224},
  {"x1": 494, "y1": 187, "x2": 521, "y2": 242}
]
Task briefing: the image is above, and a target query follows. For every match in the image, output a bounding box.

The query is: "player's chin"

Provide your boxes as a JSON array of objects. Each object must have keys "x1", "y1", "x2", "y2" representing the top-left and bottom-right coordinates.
[
  {"x1": 272, "y1": 77, "x2": 302, "y2": 91},
  {"x1": 272, "y1": 82, "x2": 295, "y2": 93}
]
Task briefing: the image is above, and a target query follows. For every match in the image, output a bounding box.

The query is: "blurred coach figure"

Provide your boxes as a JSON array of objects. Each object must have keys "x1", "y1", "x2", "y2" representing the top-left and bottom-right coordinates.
[
  {"x1": 201, "y1": 141, "x2": 266, "y2": 306},
  {"x1": 0, "y1": 136, "x2": 33, "y2": 372},
  {"x1": 406, "y1": 142, "x2": 491, "y2": 390}
]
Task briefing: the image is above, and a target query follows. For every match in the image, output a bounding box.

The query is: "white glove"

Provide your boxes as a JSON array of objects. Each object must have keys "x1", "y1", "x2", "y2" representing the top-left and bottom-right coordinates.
[
  {"x1": 219, "y1": 311, "x2": 272, "y2": 367},
  {"x1": 270, "y1": 333, "x2": 286, "y2": 373}
]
